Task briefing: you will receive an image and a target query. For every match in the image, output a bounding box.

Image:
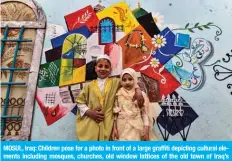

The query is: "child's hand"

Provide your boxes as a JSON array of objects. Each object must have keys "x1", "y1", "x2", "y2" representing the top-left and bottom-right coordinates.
[
  {"x1": 112, "y1": 127, "x2": 119, "y2": 140},
  {"x1": 86, "y1": 108, "x2": 104, "y2": 123},
  {"x1": 143, "y1": 126, "x2": 149, "y2": 141},
  {"x1": 143, "y1": 134, "x2": 149, "y2": 141}
]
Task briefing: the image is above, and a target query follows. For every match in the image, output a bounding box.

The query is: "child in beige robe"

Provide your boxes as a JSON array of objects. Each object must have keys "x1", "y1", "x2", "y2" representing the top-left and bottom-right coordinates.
[{"x1": 112, "y1": 68, "x2": 157, "y2": 141}]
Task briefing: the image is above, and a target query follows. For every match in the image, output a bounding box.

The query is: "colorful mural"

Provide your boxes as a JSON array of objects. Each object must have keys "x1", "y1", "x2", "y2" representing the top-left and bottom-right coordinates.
[
  {"x1": 165, "y1": 38, "x2": 213, "y2": 91},
  {"x1": 34, "y1": 0, "x2": 231, "y2": 141}
]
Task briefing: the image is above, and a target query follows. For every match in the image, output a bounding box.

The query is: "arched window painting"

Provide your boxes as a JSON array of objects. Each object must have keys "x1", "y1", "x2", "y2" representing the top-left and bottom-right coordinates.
[{"x1": 99, "y1": 18, "x2": 115, "y2": 44}]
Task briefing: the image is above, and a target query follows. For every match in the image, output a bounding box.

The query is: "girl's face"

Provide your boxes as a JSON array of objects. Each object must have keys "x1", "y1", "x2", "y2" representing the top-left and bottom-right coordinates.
[
  {"x1": 95, "y1": 59, "x2": 112, "y2": 79},
  {"x1": 121, "y1": 73, "x2": 134, "y2": 91}
]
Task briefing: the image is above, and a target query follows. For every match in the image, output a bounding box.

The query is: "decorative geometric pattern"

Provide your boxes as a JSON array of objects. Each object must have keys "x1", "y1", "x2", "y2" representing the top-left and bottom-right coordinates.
[
  {"x1": 213, "y1": 49, "x2": 232, "y2": 95},
  {"x1": 38, "y1": 60, "x2": 61, "y2": 88},
  {"x1": 36, "y1": 87, "x2": 76, "y2": 125},
  {"x1": 1, "y1": 98, "x2": 24, "y2": 136},
  {"x1": 157, "y1": 91, "x2": 198, "y2": 141},
  {"x1": 140, "y1": 73, "x2": 160, "y2": 102},
  {"x1": 165, "y1": 38, "x2": 213, "y2": 91},
  {"x1": 60, "y1": 33, "x2": 88, "y2": 86},
  {"x1": 45, "y1": 92, "x2": 56, "y2": 106},
  {"x1": 51, "y1": 26, "x2": 91, "y2": 48}
]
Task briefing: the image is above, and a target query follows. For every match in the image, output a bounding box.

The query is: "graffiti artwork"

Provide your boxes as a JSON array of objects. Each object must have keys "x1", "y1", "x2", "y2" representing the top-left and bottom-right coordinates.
[
  {"x1": 213, "y1": 49, "x2": 232, "y2": 95},
  {"x1": 165, "y1": 38, "x2": 213, "y2": 91},
  {"x1": 34, "y1": 0, "x2": 228, "y2": 141}
]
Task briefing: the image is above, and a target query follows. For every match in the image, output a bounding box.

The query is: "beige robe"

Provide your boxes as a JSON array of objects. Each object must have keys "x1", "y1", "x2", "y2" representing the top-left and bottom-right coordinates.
[
  {"x1": 76, "y1": 77, "x2": 120, "y2": 140},
  {"x1": 114, "y1": 90, "x2": 157, "y2": 140}
]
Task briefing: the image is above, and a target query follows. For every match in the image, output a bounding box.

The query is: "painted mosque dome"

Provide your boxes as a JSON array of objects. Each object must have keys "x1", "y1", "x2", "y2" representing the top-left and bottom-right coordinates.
[{"x1": 132, "y1": 2, "x2": 148, "y2": 18}]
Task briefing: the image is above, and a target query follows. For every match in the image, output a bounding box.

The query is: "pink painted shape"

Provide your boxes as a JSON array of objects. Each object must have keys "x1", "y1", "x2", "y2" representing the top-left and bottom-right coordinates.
[{"x1": 36, "y1": 86, "x2": 76, "y2": 126}]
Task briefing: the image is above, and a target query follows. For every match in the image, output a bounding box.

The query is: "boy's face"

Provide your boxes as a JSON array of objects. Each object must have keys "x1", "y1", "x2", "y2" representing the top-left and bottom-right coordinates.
[
  {"x1": 121, "y1": 73, "x2": 134, "y2": 91},
  {"x1": 95, "y1": 59, "x2": 112, "y2": 79}
]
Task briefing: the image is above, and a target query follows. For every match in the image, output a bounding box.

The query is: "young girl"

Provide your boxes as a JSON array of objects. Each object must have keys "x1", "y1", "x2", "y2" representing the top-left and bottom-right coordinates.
[
  {"x1": 112, "y1": 68, "x2": 157, "y2": 141},
  {"x1": 76, "y1": 54, "x2": 144, "y2": 141}
]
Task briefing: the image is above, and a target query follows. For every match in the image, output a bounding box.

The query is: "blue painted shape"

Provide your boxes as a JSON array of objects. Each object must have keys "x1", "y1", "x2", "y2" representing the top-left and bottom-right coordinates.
[
  {"x1": 62, "y1": 48, "x2": 74, "y2": 59},
  {"x1": 71, "y1": 105, "x2": 78, "y2": 115},
  {"x1": 152, "y1": 27, "x2": 184, "y2": 65},
  {"x1": 101, "y1": 29, "x2": 113, "y2": 44},
  {"x1": 100, "y1": 19, "x2": 114, "y2": 44},
  {"x1": 165, "y1": 60, "x2": 193, "y2": 81},
  {"x1": 51, "y1": 26, "x2": 91, "y2": 48},
  {"x1": 175, "y1": 33, "x2": 190, "y2": 48}
]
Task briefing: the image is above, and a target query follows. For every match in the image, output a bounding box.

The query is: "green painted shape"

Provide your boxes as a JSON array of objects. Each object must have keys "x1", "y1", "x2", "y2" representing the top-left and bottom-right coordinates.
[
  {"x1": 37, "y1": 59, "x2": 61, "y2": 88},
  {"x1": 132, "y1": 7, "x2": 148, "y2": 18}
]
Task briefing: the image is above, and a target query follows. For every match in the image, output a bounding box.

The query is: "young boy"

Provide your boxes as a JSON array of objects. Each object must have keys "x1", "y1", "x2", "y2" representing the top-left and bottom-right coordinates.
[{"x1": 76, "y1": 54, "x2": 144, "y2": 141}]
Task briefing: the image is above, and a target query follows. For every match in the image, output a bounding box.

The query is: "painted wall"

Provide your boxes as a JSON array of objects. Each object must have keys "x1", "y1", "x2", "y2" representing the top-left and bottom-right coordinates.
[{"x1": 31, "y1": 0, "x2": 232, "y2": 140}]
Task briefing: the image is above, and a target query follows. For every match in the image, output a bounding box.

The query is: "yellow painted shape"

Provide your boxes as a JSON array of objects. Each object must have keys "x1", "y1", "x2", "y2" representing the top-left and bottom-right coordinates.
[
  {"x1": 60, "y1": 33, "x2": 87, "y2": 86},
  {"x1": 97, "y1": 2, "x2": 139, "y2": 34},
  {"x1": 62, "y1": 33, "x2": 86, "y2": 54},
  {"x1": 61, "y1": 58, "x2": 73, "y2": 67},
  {"x1": 72, "y1": 65, "x2": 86, "y2": 84},
  {"x1": 59, "y1": 66, "x2": 73, "y2": 86}
]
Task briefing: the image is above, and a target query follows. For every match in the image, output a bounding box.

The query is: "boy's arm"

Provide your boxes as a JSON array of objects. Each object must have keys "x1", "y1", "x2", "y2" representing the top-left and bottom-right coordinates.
[
  {"x1": 76, "y1": 83, "x2": 104, "y2": 122},
  {"x1": 77, "y1": 103, "x2": 104, "y2": 122},
  {"x1": 76, "y1": 84, "x2": 89, "y2": 117},
  {"x1": 134, "y1": 87, "x2": 144, "y2": 108},
  {"x1": 77, "y1": 103, "x2": 89, "y2": 117},
  {"x1": 134, "y1": 71, "x2": 145, "y2": 107}
]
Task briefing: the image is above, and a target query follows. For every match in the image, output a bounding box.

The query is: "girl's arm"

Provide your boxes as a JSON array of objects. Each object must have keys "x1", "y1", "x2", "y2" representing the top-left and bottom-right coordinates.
[
  {"x1": 141, "y1": 109, "x2": 149, "y2": 126},
  {"x1": 113, "y1": 113, "x2": 118, "y2": 129},
  {"x1": 112, "y1": 113, "x2": 119, "y2": 140},
  {"x1": 141, "y1": 108, "x2": 149, "y2": 141}
]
